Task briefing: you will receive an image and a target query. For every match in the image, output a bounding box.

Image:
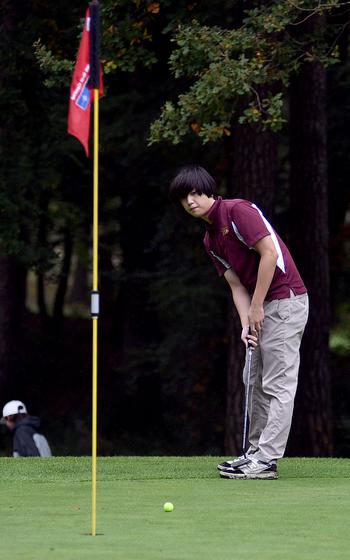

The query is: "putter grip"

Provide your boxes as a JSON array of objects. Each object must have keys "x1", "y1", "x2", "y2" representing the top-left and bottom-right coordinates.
[{"x1": 248, "y1": 326, "x2": 253, "y2": 348}]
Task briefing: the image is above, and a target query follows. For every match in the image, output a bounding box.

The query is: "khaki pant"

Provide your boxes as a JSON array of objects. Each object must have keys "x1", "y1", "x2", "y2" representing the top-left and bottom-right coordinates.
[{"x1": 243, "y1": 292, "x2": 309, "y2": 462}]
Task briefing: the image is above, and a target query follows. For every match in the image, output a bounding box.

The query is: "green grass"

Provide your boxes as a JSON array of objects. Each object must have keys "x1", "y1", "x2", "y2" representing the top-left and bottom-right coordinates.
[{"x1": 0, "y1": 457, "x2": 349, "y2": 560}]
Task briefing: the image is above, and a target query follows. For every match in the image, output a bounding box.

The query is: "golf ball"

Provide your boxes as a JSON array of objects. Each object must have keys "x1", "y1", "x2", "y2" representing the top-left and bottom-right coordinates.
[{"x1": 163, "y1": 502, "x2": 174, "y2": 512}]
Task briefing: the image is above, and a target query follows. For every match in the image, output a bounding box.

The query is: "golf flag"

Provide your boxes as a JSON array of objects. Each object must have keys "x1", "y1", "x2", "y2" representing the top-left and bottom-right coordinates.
[
  {"x1": 68, "y1": 7, "x2": 103, "y2": 156},
  {"x1": 68, "y1": 2, "x2": 102, "y2": 537}
]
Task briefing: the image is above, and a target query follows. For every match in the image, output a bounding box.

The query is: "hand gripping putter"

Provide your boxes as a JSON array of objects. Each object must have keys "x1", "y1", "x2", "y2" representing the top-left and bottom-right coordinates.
[{"x1": 242, "y1": 335, "x2": 253, "y2": 458}]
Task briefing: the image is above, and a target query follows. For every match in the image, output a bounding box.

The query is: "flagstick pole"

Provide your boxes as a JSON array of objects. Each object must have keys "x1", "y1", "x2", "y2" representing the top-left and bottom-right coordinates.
[
  {"x1": 91, "y1": 87, "x2": 99, "y2": 537},
  {"x1": 68, "y1": 1, "x2": 101, "y2": 536}
]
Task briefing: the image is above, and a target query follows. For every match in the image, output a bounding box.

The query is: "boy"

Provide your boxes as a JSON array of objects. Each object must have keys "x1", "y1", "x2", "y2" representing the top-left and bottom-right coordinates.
[
  {"x1": 1, "y1": 400, "x2": 52, "y2": 457},
  {"x1": 169, "y1": 165, "x2": 308, "y2": 479}
]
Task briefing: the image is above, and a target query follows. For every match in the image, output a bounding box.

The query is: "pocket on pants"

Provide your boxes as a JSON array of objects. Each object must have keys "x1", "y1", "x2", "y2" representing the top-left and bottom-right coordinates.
[{"x1": 277, "y1": 299, "x2": 291, "y2": 321}]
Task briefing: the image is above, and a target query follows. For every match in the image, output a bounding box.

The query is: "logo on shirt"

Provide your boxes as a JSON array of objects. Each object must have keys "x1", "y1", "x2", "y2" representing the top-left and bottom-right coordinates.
[{"x1": 221, "y1": 226, "x2": 229, "y2": 236}]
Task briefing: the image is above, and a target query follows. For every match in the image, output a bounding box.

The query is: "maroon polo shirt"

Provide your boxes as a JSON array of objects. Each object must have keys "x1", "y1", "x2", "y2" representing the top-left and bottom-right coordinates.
[{"x1": 203, "y1": 197, "x2": 307, "y2": 301}]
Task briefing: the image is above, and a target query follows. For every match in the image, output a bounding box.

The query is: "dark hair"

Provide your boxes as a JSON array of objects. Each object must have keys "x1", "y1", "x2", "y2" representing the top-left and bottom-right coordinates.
[{"x1": 169, "y1": 165, "x2": 217, "y2": 203}]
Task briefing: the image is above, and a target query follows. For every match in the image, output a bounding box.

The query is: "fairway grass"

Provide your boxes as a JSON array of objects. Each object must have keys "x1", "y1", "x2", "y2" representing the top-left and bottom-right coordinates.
[{"x1": 0, "y1": 457, "x2": 349, "y2": 560}]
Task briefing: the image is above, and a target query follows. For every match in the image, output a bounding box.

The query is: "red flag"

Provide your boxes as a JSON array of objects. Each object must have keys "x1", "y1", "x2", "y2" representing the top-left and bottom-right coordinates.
[{"x1": 68, "y1": 8, "x2": 103, "y2": 156}]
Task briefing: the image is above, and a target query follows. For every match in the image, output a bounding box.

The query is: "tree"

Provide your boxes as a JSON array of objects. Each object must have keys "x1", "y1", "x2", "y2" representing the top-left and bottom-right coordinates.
[
  {"x1": 149, "y1": 2, "x2": 342, "y2": 146},
  {"x1": 149, "y1": 1, "x2": 345, "y2": 455},
  {"x1": 0, "y1": 0, "x2": 98, "y2": 399},
  {"x1": 0, "y1": 1, "x2": 37, "y2": 395},
  {"x1": 224, "y1": 117, "x2": 278, "y2": 454},
  {"x1": 2, "y1": 0, "x2": 348, "y2": 455},
  {"x1": 288, "y1": 15, "x2": 332, "y2": 455}
]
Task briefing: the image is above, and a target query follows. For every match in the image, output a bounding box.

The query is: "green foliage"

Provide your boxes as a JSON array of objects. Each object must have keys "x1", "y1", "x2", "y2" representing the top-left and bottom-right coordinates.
[
  {"x1": 0, "y1": 0, "x2": 97, "y2": 279},
  {"x1": 33, "y1": 40, "x2": 74, "y2": 88},
  {"x1": 239, "y1": 92, "x2": 286, "y2": 131},
  {"x1": 330, "y1": 304, "x2": 350, "y2": 356},
  {"x1": 330, "y1": 332, "x2": 350, "y2": 355},
  {"x1": 102, "y1": 0, "x2": 160, "y2": 72},
  {"x1": 2, "y1": 0, "x2": 350, "y2": 458},
  {"x1": 149, "y1": 0, "x2": 345, "y2": 144},
  {"x1": 35, "y1": 0, "x2": 193, "y2": 81}
]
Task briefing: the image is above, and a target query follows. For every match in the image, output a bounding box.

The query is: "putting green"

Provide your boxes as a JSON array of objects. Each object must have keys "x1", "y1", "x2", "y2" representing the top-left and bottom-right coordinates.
[{"x1": 0, "y1": 457, "x2": 349, "y2": 559}]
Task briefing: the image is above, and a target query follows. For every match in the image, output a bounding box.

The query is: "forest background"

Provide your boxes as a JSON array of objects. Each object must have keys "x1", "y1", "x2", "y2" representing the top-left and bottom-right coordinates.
[{"x1": 1, "y1": 0, "x2": 349, "y2": 457}]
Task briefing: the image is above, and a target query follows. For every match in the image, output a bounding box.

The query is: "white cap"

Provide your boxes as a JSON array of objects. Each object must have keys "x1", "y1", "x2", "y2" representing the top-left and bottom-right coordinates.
[{"x1": 2, "y1": 400, "x2": 27, "y2": 419}]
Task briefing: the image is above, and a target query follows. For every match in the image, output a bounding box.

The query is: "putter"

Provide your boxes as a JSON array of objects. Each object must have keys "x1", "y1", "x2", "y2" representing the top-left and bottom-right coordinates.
[
  {"x1": 217, "y1": 329, "x2": 254, "y2": 475},
  {"x1": 242, "y1": 333, "x2": 253, "y2": 458}
]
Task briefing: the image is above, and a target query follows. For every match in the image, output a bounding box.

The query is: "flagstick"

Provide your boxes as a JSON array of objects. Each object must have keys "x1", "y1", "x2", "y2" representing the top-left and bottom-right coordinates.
[
  {"x1": 91, "y1": 87, "x2": 99, "y2": 537},
  {"x1": 68, "y1": 1, "x2": 101, "y2": 536}
]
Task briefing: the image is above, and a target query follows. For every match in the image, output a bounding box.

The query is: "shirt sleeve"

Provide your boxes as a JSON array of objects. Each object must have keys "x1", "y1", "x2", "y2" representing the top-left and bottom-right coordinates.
[
  {"x1": 230, "y1": 202, "x2": 271, "y2": 248},
  {"x1": 205, "y1": 247, "x2": 231, "y2": 277}
]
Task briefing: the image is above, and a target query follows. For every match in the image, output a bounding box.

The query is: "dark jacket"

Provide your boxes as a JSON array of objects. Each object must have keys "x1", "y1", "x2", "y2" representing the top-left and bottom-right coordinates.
[{"x1": 12, "y1": 416, "x2": 52, "y2": 457}]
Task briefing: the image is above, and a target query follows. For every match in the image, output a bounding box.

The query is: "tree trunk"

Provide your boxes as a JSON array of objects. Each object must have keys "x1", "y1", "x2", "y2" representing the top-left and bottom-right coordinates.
[
  {"x1": 0, "y1": 256, "x2": 26, "y2": 398},
  {"x1": 288, "y1": 55, "x2": 333, "y2": 455},
  {"x1": 68, "y1": 254, "x2": 89, "y2": 305},
  {"x1": 53, "y1": 231, "x2": 73, "y2": 325},
  {"x1": 37, "y1": 272, "x2": 48, "y2": 321},
  {"x1": 36, "y1": 190, "x2": 49, "y2": 323},
  {"x1": 224, "y1": 123, "x2": 278, "y2": 454}
]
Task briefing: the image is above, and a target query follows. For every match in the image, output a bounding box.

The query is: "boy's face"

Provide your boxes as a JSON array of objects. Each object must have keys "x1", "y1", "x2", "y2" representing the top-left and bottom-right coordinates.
[
  {"x1": 4, "y1": 418, "x2": 15, "y2": 430},
  {"x1": 180, "y1": 190, "x2": 215, "y2": 220}
]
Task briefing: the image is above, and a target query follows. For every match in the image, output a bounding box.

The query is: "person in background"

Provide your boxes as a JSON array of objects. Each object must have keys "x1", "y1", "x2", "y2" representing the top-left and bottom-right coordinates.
[{"x1": 1, "y1": 400, "x2": 52, "y2": 457}]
